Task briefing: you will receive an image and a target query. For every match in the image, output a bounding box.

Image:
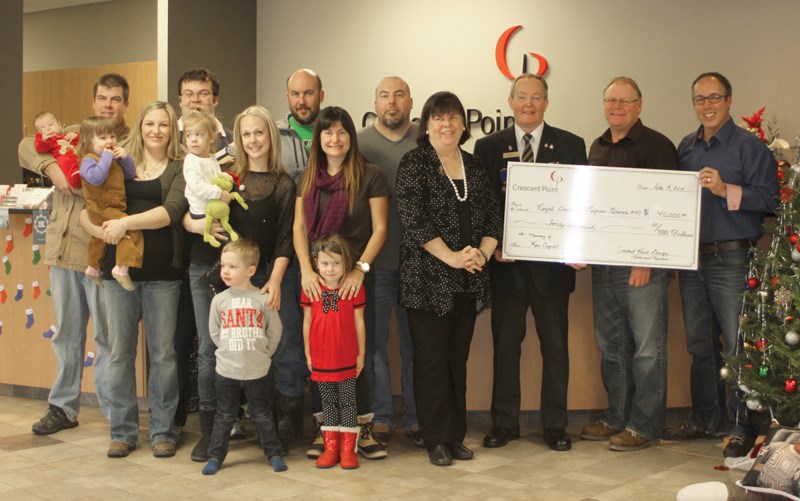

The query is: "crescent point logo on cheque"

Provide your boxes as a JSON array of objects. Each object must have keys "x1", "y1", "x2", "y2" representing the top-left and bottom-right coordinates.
[
  {"x1": 495, "y1": 25, "x2": 549, "y2": 80},
  {"x1": 550, "y1": 171, "x2": 563, "y2": 185}
]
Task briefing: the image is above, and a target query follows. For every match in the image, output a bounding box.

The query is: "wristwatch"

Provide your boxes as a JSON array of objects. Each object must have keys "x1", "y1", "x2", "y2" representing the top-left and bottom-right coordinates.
[{"x1": 356, "y1": 261, "x2": 371, "y2": 274}]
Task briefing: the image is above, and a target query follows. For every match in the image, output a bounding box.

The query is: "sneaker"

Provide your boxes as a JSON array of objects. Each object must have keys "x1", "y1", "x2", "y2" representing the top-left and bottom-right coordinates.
[
  {"x1": 373, "y1": 422, "x2": 391, "y2": 447},
  {"x1": 580, "y1": 421, "x2": 619, "y2": 441},
  {"x1": 662, "y1": 421, "x2": 710, "y2": 441},
  {"x1": 32, "y1": 405, "x2": 78, "y2": 435},
  {"x1": 405, "y1": 425, "x2": 425, "y2": 448},
  {"x1": 230, "y1": 418, "x2": 247, "y2": 440},
  {"x1": 723, "y1": 434, "x2": 756, "y2": 458},
  {"x1": 306, "y1": 412, "x2": 324, "y2": 459},
  {"x1": 357, "y1": 414, "x2": 388, "y2": 459},
  {"x1": 608, "y1": 428, "x2": 654, "y2": 451}
]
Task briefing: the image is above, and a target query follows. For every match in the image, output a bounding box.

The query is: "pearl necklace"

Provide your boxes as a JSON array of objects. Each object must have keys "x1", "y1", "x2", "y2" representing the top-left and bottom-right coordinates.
[{"x1": 437, "y1": 149, "x2": 468, "y2": 202}]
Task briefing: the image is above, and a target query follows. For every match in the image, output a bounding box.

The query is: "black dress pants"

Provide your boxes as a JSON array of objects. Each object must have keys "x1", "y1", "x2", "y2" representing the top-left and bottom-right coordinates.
[
  {"x1": 407, "y1": 294, "x2": 477, "y2": 446},
  {"x1": 490, "y1": 277, "x2": 570, "y2": 429}
]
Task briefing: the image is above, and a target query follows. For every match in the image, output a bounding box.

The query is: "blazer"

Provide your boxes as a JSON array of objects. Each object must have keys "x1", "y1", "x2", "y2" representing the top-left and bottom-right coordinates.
[{"x1": 473, "y1": 123, "x2": 587, "y2": 296}]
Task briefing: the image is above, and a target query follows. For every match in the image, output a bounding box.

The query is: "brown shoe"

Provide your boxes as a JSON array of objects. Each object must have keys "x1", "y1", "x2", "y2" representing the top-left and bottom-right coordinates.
[
  {"x1": 153, "y1": 441, "x2": 176, "y2": 458},
  {"x1": 580, "y1": 421, "x2": 619, "y2": 441},
  {"x1": 112, "y1": 272, "x2": 135, "y2": 291},
  {"x1": 107, "y1": 441, "x2": 134, "y2": 458},
  {"x1": 608, "y1": 429, "x2": 654, "y2": 452}
]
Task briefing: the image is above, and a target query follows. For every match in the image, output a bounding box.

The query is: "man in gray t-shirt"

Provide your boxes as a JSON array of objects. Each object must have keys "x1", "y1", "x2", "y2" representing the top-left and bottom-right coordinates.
[{"x1": 357, "y1": 76, "x2": 422, "y2": 449}]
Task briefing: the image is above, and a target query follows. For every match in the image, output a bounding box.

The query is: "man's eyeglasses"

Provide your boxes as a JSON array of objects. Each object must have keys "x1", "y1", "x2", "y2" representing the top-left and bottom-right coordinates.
[
  {"x1": 692, "y1": 94, "x2": 727, "y2": 105},
  {"x1": 603, "y1": 98, "x2": 640, "y2": 106},
  {"x1": 181, "y1": 90, "x2": 212, "y2": 99}
]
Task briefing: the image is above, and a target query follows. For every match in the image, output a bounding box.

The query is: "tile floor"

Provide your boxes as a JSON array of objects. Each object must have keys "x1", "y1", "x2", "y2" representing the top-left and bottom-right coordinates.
[{"x1": 0, "y1": 395, "x2": 754, "y2": 500}]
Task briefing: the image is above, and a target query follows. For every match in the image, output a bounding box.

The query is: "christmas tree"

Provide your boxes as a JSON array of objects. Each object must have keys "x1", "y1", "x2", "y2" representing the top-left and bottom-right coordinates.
[{"x1": 725, "y1": 107, "x2": 800, "y2": 426}]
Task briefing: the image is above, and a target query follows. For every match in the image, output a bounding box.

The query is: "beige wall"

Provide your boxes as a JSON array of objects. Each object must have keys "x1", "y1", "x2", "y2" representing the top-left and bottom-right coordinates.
[
  {"x1": 256, "y1": 0, "x2": 800, "y2": 150},
  {"x1": 23, "y1": 0, "x2": 156, "y2": 72}
]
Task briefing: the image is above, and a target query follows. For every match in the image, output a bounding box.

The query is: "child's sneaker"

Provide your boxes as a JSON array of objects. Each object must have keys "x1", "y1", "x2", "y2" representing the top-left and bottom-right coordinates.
[
  {"x1": 202, "y1": 458, "x2": 220, "y2": 475},
  {"x1": 270, "y1": 456, "x2": 288, "y2": 472}
]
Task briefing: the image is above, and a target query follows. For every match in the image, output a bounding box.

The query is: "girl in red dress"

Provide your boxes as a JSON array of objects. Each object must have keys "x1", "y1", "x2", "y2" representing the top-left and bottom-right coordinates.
[{"x1": 301, "y1": 235, "x2": 365, "y2": 469}]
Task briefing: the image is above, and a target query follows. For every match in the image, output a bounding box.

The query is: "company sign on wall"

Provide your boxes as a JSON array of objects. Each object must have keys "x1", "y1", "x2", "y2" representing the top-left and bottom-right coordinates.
[{"x1": 362, "y1": 25, "x2": 549, "y2": 136}]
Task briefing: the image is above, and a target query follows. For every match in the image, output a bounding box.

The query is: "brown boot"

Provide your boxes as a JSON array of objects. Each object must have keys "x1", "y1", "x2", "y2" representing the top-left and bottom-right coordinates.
[
  {"x1": 339, "y1": 427, "x2": 360, "y2": 469},
  {"x1": 315, "y1": 427, "x2": 339, "y2": 468}
]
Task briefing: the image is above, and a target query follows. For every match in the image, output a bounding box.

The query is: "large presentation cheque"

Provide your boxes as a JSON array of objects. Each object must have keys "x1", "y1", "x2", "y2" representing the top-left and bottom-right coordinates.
[{"x1": 502, "y1": 163, "x2": 702, "y2": 270}]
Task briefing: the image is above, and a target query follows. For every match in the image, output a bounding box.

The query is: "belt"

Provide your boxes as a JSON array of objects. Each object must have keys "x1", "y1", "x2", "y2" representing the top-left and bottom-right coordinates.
[{"x1": 700, "y1": 239, "x2": 753, "y2": 255}]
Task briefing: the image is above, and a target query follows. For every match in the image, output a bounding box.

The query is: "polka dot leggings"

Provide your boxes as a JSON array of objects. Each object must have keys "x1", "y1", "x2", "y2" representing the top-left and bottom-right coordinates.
[{"x1": 317, "y1": 377, "x2": 357, "y2": 428}]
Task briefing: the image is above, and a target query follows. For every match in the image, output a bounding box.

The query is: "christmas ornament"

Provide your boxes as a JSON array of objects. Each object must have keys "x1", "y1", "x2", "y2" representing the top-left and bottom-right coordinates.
[
  {"x1": 743, "y1": 341, "x2": 755, "y2": 351},
  {"x1": 747, "y1": 277, "x2": 760, "y2": 289},
  {"x1": 745, "y1": 363, "x2": 754, "y2": 369},
  {"x1": 746, "y1": 399, "x2": 764, "y2": 411},
  {"x1": 775, "y1": 287, "x2": 791, "y2": 305},
  {"x1": 791, "y1": 234, "x2": 799, "y2": 244},
  {"x1": 758, "y1": 365, "x2": 770, "y2": 377},
  {"x1": 720, "y1": 366, "x2": 732, "y2": 379},
  {"x1": 786, "y1": 331, "x2": 800, "y2": 345},
  {"x1": 758, "y1": 290, "x2": 769, "y2": 299},
  {"x1": 739, "y1": 383, "x2": 751, "y2": 394},
  {"x1": 792, "y1": 249, "x2": 800, "y2": 262},
  {"x1": 756, "y1": 339, "x2": 769, "y2": 351},
  {"x1": 785, "y1": 379, "x2": 798, "y2": 393},
  {"x1": 771, "y1": 276, "x2": 780, "y2": 287}
]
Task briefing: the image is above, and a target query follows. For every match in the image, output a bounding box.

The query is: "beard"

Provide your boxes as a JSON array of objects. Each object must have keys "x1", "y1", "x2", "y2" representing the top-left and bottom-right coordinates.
[
  {"x1": 291, "y1": 106, "x2": 319, "y2": 126},
  {"x1": 380, "y1": 113, "x2": 406, "y2": 130}
]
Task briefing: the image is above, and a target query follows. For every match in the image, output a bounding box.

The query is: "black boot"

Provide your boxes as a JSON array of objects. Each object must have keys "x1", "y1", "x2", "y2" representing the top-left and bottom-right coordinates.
[
  {"x1": 276, "y1": 393, "x2": 304, "y2": 447},
  {"x1": 191, "y1": 409, "x2": 215, "y2": 462}
]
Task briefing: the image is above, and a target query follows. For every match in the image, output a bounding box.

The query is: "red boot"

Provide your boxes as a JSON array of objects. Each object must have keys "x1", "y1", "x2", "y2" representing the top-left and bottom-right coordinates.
[
  {"x1": 339, "y1": 427, "x2": 360, "y2": 469},
  {"x1": 315, "y1": 427, "x2": 339, "y2": 468}
]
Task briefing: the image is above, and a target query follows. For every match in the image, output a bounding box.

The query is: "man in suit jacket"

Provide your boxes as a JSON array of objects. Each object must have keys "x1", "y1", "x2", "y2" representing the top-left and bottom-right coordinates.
[{"x1": 473, "y1": 73, "x2": 586, "y2": 452}]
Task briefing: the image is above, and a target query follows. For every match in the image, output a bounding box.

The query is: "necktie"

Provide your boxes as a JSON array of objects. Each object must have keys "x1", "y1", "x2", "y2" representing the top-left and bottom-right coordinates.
[{"x1": 521, "y1": 133, "x2": 534, "y2": 163}]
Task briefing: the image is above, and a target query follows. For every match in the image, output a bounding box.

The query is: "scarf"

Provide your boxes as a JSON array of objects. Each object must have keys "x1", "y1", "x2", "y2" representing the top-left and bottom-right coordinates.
[{"x1": 305, "y1": 166, "x2": 348, "y2": 241}]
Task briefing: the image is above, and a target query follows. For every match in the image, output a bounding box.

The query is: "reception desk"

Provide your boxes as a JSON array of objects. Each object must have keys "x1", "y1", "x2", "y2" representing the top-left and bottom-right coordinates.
[{"x1": 0, "y1": 210, "x2": 147, "y2": 398}]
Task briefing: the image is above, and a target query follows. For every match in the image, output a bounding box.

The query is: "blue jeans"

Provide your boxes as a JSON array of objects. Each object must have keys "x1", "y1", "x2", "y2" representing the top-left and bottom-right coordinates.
[
  {"x1": 592, "y1": 265, "x2": 670, "y2": 440},
  {"x1": 105, "y1": 279, "x2": 181, "y2": 445},
  {"x1": 679, "y1": 247, "x2": 754, "y2": 438},
  {"x1": 189, "y1": 262, "x2": 218, "y2": 411},
  {"x1": 372, "y1": 268, "x2": 417, "y2": 429},
  {"x1": 207, "y1": 371, "x2": 282, "y2": 463},
  {"x1": 48, "y1": 266, "x2": 111, "y2": 421},
  {"x1": 272, "y1": 257, "x2": 309, "y2": 397}
]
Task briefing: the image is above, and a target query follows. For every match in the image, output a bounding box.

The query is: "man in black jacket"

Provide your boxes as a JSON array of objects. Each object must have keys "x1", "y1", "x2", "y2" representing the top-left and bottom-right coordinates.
[{"x1": 473, "y1": 73, "x2": 587, "y2": 452}]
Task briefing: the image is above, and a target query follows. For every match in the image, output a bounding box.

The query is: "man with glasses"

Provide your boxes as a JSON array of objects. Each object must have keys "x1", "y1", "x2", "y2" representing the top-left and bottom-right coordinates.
[
  {"x1": 178, "y1": 68, "x2": 234, "y2": 166},
  {"x1": 580, "y1": 76, "x2": 678, "y2": 451},
  {"x1": 474, "y1": 73, "x2": 586, "y2": 452},
  {"x1": 179, "y1": 67, "x2": 238, "y2": 462},
  {"x1": 663, "y1": 72, "x2": 778, "y2": 458}
]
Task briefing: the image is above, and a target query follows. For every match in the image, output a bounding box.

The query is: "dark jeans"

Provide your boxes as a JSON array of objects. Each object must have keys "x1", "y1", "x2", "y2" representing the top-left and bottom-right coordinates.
[
  {"x1": 407, "y1": 294, "x2": 477, "y2": 446},
  {"x1": 679, "y1": 247, "x2": 756, "y2": 438},
  {"x1": 207, "y1": 370, "x2": 282, "y2": 463}
]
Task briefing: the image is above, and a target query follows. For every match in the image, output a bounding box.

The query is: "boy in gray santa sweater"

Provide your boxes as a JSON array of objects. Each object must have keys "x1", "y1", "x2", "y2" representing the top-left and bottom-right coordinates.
[{"x1": 202, "y1": 239, "x2": 286, "y2": 474}]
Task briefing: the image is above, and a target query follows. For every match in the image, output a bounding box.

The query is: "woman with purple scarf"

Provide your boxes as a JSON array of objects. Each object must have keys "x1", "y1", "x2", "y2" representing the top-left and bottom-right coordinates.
[{"x1": 293, "y1": 106, "x2": 389, "y2": 458}]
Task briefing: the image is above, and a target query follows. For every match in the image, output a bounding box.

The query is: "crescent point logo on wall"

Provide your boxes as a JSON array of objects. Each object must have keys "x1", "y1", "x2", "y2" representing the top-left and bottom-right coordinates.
[{"x1": 495, "y1": 25, "x2": 549, "y2": 80}]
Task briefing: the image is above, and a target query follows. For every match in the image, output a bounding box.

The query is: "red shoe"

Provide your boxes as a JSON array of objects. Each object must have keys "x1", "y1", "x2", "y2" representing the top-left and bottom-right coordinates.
[
  {"x1": 315, "y1": 427, "x2": 339, "y2": 468},
  {"x1": 339, "y1": 427, "x2": 360, "y2": 469}
]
